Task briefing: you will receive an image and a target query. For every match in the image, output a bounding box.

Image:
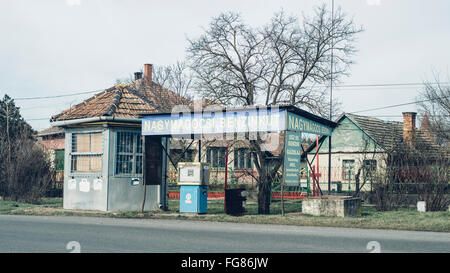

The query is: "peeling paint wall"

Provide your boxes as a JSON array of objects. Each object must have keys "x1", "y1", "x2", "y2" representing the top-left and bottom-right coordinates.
[{"x1": 306, "y1": 116, "x2": 387, "y2": 191}]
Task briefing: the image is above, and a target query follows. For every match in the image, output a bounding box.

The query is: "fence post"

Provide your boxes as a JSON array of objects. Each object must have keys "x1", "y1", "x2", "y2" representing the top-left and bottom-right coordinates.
[
  {"x1": 348, "y1": 167, "x2": 352, "y2": 194},
  {"x1": 307, "y1": 169, "x2": 310, "y2": 198}
]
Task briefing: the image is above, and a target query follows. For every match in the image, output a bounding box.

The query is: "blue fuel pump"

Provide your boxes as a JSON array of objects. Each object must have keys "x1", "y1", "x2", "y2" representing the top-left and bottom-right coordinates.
[{"x1": 177, "y1": 162, "x2": 210, "y2": 214}]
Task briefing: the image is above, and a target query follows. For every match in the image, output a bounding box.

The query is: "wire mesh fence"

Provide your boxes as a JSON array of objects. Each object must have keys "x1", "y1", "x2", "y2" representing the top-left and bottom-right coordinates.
[{"x1": 168, "y1": 165, "x2": 450, "y2": 203}]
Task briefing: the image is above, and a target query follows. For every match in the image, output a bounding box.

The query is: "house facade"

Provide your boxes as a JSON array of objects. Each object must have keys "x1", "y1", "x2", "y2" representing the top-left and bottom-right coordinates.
[{"x1": 304, "y1": 112, "x2": 440, "y2": 193}]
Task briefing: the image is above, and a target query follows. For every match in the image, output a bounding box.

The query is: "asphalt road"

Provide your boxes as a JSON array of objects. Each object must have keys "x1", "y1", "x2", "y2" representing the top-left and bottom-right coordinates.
[{"x1": 0, "y1": 215, "x2": 449, "y2": 253}]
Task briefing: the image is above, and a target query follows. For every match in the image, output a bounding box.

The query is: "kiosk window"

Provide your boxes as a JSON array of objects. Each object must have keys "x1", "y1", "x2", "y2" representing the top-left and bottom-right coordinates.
[
  {"x1": 71, "y1": 132, "x2": 103, "y2": 173},
  {"x1": 115, "y1": 132, "x2": 143, "y2": 175}
]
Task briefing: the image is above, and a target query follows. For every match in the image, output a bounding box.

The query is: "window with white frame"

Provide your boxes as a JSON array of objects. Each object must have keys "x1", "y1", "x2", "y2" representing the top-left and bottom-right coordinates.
[
  {"x1": 342, "y1": 159, "x2": 355, "y2": 180},
  {"x1": 115, "y1": 131, "x2": 142, "y2": 175},
  {"x1": 206, "y1": 147, "x2": 227, "y2": 168},
  {"x1": 234, "y1": 148, "x2": 252, "y2": 169},
  {"x1": 71, "y1": 132, "x2": 103, "y2": 173}
]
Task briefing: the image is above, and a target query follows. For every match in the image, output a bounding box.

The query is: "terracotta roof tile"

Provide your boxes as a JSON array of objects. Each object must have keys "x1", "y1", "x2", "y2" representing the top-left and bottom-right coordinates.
[
  {"x1": 37, "y1": 126, "x2": 65, "y2": 136},
  {"x1": 51, "y1": 82, "x2": 191, "y2": 121}
]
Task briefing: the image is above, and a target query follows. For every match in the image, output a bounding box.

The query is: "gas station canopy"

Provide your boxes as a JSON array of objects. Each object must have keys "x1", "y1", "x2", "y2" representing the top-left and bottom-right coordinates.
[{"x1": 141, "y1": 105, "x2": 336, "y2": 137}]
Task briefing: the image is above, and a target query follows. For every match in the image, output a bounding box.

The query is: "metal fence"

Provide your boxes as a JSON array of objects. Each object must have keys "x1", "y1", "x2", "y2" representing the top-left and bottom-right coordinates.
[{"x1": 168, "y1": 165, "x2": 450, "y2": 200}]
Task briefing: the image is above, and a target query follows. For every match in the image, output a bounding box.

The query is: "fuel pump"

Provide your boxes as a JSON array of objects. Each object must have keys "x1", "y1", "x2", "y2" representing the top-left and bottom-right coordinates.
[{"x1": 177, "y1": 162, "x2": 210, "y2": 214}]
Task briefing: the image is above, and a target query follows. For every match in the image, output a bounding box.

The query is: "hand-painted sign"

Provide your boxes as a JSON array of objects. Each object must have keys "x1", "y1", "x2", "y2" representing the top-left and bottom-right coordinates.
[
  {"x1": 283, "y1": 131, "x2": 302, "y2": 186},
  {"x1": 142, "y1": 107, "x2": 332, "y2": 136},
  {"x1": 287, "y1": 112, "x2": 332, "y2": 136},
  {"x1": 142, "y1": 108, "x2": 286, "y2": 136}
]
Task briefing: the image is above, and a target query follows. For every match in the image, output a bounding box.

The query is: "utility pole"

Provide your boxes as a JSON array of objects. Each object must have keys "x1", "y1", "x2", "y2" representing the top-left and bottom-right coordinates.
[
  {"x1": 6, "y1": 102, "x2": 11, "y2": 164},
  {"x1": 5, "y1": 102, "x2": 12, "y2": 196},
  {"x1": 328, "y1": 0, "x2": 334, "y2": 194}
]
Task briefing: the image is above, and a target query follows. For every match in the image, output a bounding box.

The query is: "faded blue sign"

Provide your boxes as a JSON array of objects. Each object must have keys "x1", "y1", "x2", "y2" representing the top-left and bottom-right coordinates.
[
  {"x1": 287, "y1": 112, "x2": 332, "y2": 136},
  {"x1": 283, "y1": 131, "x2": 302, "y2": 186},
  {"x1": 142, "y1": 108, "x2": 286, "y2": 136}
]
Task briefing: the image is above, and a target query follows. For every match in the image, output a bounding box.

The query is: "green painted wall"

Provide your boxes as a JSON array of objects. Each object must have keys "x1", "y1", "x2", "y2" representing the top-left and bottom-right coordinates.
[{"x1": 309, "y1": 116, "x2": 381, "y2": 154}]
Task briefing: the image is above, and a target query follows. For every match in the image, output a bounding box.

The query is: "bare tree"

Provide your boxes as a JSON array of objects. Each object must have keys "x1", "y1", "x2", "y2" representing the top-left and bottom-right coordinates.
[
  {"x1": 152, "y1": 61, "x2": 194, "y2": 101},
  {"x1": 418, "y1": 72, "x2": 450, "y2": 148},
  {"x1": 187, "y1": 5, "x2": 362, "y2": 214}
]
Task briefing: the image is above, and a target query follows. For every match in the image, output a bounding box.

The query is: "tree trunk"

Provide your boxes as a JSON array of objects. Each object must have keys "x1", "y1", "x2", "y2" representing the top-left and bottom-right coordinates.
[
  {"x1": 257, "y1": 178, "x2": 271, "y2": 214},
  {"x1": 354, "y1": 167, "x2": 362, "y2": 197},
  {"x1": 257, "y1": 164, "x2": 272, "y2": 214}
]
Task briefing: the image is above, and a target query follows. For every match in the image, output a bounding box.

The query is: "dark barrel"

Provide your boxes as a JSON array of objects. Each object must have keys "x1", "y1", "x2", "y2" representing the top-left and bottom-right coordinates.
[{"x1": 225, "y1": 188, "x2": 247, "y2": 216}]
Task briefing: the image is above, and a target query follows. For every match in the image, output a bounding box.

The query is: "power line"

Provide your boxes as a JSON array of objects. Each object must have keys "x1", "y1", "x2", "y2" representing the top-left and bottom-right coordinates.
[
  {"x1": 306, "y1": 81, "x2": 450, "y2": 91},
  {"x1": 362, "y1": 115, "x2": 450, "y2": 118},
  {"x1": 25, "y1": 118, "x2": 50, "y2": 121},
  {"x1": 9, "y1": 82, "x2": 450, "y2": 101},
  {"x1": 334, "y1": 82, "x2": 450, "y2": 88},
  {"x1": 350, "y1": 95, "x2": 450, "y2": 114},
  {"x1": 13, "y1": 89, "x2": 103, "y2": 101}
]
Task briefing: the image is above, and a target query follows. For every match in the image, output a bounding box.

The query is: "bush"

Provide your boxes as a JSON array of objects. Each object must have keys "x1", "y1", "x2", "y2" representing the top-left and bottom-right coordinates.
[
  {"x1": 372, "y1": 143, "x2": 449, "y2": 211},
  {"x1": 3, "y1": 138, "x2": 53, "y2": 203}
]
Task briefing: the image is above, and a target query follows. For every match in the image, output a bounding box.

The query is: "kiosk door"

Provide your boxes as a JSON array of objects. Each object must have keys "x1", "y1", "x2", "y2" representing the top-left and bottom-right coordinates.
[{"x1": 144, "y1": 136, "x2": 163, "y2": 185}]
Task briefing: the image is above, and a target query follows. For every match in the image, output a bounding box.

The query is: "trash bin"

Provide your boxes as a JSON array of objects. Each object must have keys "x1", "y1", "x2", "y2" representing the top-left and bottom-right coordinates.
[{"x1": 225, "y1": 188, "x2": 247, "y2": 216}]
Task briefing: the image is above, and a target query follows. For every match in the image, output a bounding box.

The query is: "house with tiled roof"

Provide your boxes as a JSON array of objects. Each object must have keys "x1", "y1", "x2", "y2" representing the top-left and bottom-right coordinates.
[
  {"x1": 304, "y1": 112, "x2": 443, "y2": 194},
  {"x1": 50, "y1": 64, "x2": 194, "y2": 211}
]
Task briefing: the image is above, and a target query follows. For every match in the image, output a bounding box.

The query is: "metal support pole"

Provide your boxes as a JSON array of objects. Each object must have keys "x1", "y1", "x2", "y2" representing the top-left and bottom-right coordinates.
[
  {"x1": 328, "y1": 136, "x2": 332, "y2": 194},
  {"x1": 329, "y1": 0, "x2": 334, "y2": 195},
  {"x1": 316, "y1": 136, "x2": 320, "y2": 197},
  {"x1": 224, "y1": 144, "x2": 229, "y2": 213},
  {"x1": 307, "y1": 169, "x2": 310, "y2": 198},
  {"x1": 301, "y1": 144, "x2": 324, "y2": 196},
  {"x1": 141, "y1": 136, "x2": 146, "y2": 213},
  {"x1": 198, "y1": 139, "x2": 201, "y2": 162}
]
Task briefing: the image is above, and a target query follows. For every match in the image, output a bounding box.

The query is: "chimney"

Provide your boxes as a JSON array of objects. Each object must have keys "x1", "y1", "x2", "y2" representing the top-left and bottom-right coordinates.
[
  {"x1": 420, "y1": 113, "x2": 434, "y2": 141},
  {"x1": 144, "y1": 63, "x2": 152, "y2": 85},
  {"x1": 134, "y1": 72, "x2": 143, "y2": 81},
  {"x1": 402, "y1": 112, "x2": 416, "y2": 147}
]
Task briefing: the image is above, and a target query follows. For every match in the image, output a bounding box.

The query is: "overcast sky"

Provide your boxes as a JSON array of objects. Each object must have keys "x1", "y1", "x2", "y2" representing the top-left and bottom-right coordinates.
[{"x1": 1, "y1": 0, "x2": 449, "y2": 131}]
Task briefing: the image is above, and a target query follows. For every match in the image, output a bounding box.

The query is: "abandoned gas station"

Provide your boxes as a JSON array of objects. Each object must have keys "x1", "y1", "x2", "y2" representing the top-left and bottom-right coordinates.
[
  {"x1": 59, "y1": 103, "x2": 358, "y2": 215},
  {"x1": 140, "y1": 105, "x2": 336, "y2": 213}
]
